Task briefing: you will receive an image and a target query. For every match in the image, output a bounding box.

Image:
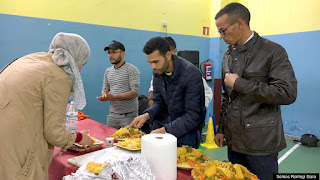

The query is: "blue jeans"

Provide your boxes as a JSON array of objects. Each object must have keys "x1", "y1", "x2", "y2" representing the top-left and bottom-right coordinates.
[
  {"x1": 177, "y1": 129, "x2": 202, "y2": 149},
  {"x1": 228, "y1": 148, "x2": 278, "y2": 180}
]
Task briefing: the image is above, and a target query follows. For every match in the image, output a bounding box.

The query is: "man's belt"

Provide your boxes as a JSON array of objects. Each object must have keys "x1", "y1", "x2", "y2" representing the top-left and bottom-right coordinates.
[{"x1": 110, "y1": 111, "x2": 135, "y2": 116}]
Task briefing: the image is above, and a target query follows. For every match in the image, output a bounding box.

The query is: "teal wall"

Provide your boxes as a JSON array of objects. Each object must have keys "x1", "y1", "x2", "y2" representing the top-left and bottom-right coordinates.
[
  {"x1": 265, "y1": 31, "x2": 320, "y2": 137},
  {"x1": 0, "y1": 14, "x2": 213, "y2": 124},
  {"x1": 1, "y1": 13, "x2": 319, "y2": 138},
  {"x1": 209, "y1": 30, "x2": 320, "y2": 138}
]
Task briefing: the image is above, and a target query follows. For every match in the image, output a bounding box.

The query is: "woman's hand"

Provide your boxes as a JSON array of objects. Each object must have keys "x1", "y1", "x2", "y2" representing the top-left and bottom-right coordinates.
[{"x1": 78, "y1": 130, "x2": 94, "y2": 150}]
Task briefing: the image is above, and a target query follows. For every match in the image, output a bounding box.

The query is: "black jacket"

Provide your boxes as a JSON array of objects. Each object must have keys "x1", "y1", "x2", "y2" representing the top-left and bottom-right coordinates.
[
  {"x1": 145, "y1": 55, "x2": 205, "y2": 148},
  {"x1": 217, "y1": 32, "x2": 297, "y2": 155}
]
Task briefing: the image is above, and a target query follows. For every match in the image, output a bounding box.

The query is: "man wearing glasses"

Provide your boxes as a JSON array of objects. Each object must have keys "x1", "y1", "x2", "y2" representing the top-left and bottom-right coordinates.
[
  {"x1": 96, "y1": 40, "x2": 140, "y2": 129},
  {"x1": 214, "y1": 3, "x2": 297, "y2": 180}
]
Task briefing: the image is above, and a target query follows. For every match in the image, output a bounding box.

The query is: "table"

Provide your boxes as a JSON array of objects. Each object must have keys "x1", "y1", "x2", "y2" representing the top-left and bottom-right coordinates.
[{"x1": 48, "y1": 119, "x2": 193, "y2": 180}]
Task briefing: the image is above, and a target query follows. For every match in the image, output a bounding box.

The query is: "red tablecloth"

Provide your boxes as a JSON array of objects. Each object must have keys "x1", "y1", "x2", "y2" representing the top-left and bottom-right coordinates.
[{"x1": 48, "y1": 119, "x2": 193, "y2": 180}]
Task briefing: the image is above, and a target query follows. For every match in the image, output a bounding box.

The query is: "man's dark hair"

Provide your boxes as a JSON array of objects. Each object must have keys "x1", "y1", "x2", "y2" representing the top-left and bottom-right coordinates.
[
  {"x1": 215, "y1": 3, "x2": 250, "y2": 26},
  {"x1": 164, "y1": 37, "x2": 176, "y2": 51},
  {"x1": 143, "y1": 37, "x2": 170, "y2": 57}
]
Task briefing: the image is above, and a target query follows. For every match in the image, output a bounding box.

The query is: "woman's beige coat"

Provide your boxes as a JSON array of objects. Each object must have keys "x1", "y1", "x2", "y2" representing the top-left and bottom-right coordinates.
[{"x1": 0, "y1": 52, "x2": 77, "y2": 179}]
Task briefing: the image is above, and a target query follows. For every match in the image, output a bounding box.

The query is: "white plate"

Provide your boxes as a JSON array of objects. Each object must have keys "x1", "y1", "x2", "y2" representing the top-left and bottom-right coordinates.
[
  {"x1": 68, "y1": 145, "x2": 103, "y2": 152},
  {"x1": 116, "y1": 144, "x2": 141, "y2": 151},
  {"x1": 177, "y1": 165, "x2": 194, "y2": 170},
  {"x1": 73, "y1": 138, "x2": 104, "y2": 147},
  {"x1": 68, "y1": 138, "x2": 104, "y2": 151}
]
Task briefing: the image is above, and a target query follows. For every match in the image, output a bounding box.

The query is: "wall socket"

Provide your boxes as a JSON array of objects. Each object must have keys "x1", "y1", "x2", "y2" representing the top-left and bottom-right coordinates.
[{"x1": 162, "y1": 22, "x2": 168, "y2": 27}]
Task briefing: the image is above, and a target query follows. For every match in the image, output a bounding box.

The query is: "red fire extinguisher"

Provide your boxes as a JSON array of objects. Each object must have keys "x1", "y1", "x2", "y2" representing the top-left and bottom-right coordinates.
[{"x1": 200, "y1": 59, "x2": 212, "y2": 81}]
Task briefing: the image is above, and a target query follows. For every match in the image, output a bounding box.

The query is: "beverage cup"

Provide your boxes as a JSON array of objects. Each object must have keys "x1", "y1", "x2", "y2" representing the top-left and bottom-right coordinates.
[{"x1": 106, "y1": 137, "x2": 114, "y2": 147}]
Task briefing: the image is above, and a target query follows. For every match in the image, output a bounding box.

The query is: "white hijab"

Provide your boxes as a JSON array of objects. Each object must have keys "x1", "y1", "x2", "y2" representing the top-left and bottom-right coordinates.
[{"x1": 49, "y1": 32, "x2": 90, "y2": 110}]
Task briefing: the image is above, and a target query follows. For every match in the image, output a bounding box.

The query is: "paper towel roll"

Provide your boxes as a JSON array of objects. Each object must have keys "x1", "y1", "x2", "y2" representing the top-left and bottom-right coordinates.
[{"x1": 141, "y1": 133, "x2": 177, "y2": 180}]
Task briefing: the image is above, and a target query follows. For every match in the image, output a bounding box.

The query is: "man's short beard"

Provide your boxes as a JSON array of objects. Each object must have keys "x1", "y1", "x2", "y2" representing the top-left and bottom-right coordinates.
[{"x1": 111, "y1": 56, "x2": 122, "y2": 64}]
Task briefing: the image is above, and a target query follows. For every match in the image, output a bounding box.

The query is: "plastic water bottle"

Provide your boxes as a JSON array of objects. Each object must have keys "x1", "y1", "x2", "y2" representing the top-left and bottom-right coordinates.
[{"x1": 65, "y1": 100, "x2": 78, "y2": 132}]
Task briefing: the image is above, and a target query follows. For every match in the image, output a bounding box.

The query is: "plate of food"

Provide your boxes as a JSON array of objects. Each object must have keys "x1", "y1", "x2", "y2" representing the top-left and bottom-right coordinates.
[
  {"x1": 191, "y1": 160, "x2": 259, "y2": 180},
  {"x1": 117, "y1": 144, "x2": 141, "y2": 151},
  {"x1": 116, "y1": 138, "x2": 141, "y2": 151},
  {"x1": 177, "y1": 145, "x2": 210, "y2": 170},
  {"x1": 69, "y1": 136, "x2": 104, "y2": 152},
  {"x1": 177, "y1": 162, "x2": 194, "y2": 170},
  {"x1": 86, "y1": 161, "x2": 108, "y2": 175},
  {"x1": 112, "y1": 127, "x2": 145, "y2": 140}
]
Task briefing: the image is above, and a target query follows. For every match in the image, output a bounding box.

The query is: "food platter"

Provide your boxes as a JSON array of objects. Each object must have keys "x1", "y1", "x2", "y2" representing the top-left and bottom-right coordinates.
[
  {"x1": 177, "y1": 145, "x2": 210, "y2": 170},
  {"x1": 116, "y1": 138, "x2": 141, "y2": 151},
  {"x1": 112, "y1": 127, "x2": 145, "y2": 140},
  {"x1": 73, "y1": 139, "x2": 104, "y2": 147},
  {"x1": 191, "y1": 160, "x2": 259, "y2": 180},
  {"x1": 115, "y1": 139, "x2": 125, "y2": 142},
  {"x1": 68, "y1": 138, "x2": 104, "y2": 152},
  {"x1": 116, "y1": 144, "x2": 141, "y2": 151},
  {"x1": 177, "y1": 164, "x2": 194, "y2": 170}
]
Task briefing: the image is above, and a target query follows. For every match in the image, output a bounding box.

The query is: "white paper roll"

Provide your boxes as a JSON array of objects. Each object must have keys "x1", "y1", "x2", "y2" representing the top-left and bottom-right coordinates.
[{"x1": 141, "y1": 133, "x2": 177, "y2": 180}]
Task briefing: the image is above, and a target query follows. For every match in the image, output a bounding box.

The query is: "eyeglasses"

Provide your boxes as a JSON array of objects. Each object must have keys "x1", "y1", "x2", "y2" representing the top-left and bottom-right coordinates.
[
  {"x1": 218, "y1": 22, "x2": 236, "y2": 35},
  {"x1": 107, "y1": 50, "x2": 122, "y2": 55}
]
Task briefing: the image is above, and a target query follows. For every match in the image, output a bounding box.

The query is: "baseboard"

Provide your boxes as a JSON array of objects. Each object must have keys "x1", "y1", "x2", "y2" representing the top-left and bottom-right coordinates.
[
  {"x1": 284, "y1": 134, "x2": 300, "y2": 141},
  {"x1": 203, "y1": 124, "x2": 320, "y2": 147}
]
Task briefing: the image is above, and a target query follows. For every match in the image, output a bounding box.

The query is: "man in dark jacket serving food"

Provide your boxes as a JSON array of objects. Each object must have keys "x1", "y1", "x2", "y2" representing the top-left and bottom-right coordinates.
[{"x1": 129, "y1": 36, "x2": 205, "y2": 148}]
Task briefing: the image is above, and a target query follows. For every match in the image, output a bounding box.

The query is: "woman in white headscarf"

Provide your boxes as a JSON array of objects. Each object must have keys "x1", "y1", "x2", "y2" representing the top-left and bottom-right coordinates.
[{"x1": 0, "y1": 32, "x2": 94, "y2": 180}]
